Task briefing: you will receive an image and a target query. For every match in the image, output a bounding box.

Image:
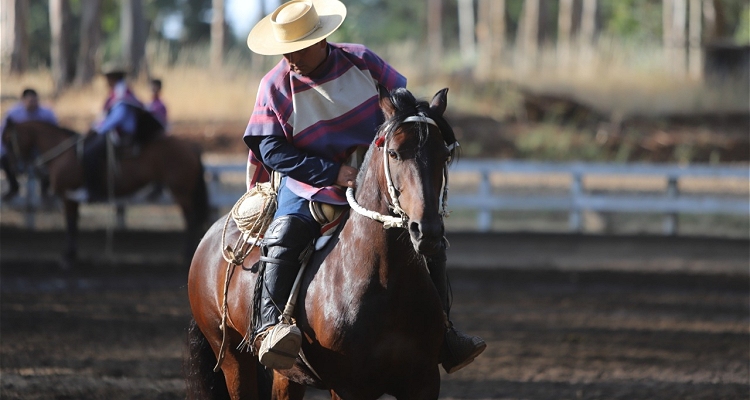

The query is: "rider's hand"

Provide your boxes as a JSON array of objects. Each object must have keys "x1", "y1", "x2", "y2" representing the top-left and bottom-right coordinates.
[{"x1": 335, "y1": 165, "x2": 358, "y2": 189}]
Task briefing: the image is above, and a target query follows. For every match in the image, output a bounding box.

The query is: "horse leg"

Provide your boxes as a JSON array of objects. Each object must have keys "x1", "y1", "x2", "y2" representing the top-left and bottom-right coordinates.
[
  {"x1": 393, "y1": 367, "x2": 440, "y2": 400},
  {"x1": 272, "y1": 373, "x2": 306, "y2": 400},
  {"x1": 61, "y1": 199, "x2": 79, "y2": 270},
  {"x1": 218, "y1": 345, "x2": 265, "y2": 400},
  {"x1": 173, "y1": 187, "x2": 208, "y2": 263}
]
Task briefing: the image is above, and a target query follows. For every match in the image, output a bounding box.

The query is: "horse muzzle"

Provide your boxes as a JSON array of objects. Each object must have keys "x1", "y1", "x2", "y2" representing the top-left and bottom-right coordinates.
[{"x1": 409, "y1": 219, "x2": 444, "y2": 256}]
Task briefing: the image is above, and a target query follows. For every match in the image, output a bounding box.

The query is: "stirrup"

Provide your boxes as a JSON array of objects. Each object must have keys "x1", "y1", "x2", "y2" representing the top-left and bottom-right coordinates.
[{"x1": 257, "y1": 323, "x2": 302, "y2": 370}]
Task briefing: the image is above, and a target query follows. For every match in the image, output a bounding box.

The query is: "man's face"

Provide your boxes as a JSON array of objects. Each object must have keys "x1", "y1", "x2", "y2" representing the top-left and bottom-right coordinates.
[
  {"x1": 283, "y1": 40, "x2": 328, "y2": 76},
  {"x1": 22, "y1": 95, "x2": 39, "y2": 112}
]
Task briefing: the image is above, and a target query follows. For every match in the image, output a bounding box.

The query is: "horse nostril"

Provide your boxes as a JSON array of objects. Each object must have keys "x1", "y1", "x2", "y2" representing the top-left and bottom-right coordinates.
[{"x1": 409, "y1": 221, "x2": 422, "y2": 239}]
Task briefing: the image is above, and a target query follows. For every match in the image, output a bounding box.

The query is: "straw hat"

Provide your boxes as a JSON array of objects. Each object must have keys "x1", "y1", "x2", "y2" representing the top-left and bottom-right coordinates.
[{"x1": 247, "y1": 0, "x2": 347, "y2": 56}]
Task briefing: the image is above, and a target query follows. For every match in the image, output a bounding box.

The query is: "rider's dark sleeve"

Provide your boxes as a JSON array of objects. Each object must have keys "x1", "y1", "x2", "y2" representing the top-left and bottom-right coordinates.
[{"x1": 246, "y1": 135, "x2": 340, "y2": 187}]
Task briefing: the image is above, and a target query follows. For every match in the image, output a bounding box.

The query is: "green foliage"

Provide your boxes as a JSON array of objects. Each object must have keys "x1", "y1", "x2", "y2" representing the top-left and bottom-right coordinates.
[
  {"x1": 515, "y1": 124, "x2": 605, "y2": 162},
  {"x1": 735, "y1": 3, "x2": 750, "y2": 44},
  {"x1": 27, "y1": 0, "x2": 50, "y2": 68},
  {"x1": 600, "y1": 0, "x2": 662, "y2": 42}
]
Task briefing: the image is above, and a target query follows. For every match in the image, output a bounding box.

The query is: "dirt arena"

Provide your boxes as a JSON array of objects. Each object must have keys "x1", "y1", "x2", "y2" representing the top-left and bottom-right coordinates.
[{"x1": 1, "y1": 228, "x2": 748, "y2": 399}]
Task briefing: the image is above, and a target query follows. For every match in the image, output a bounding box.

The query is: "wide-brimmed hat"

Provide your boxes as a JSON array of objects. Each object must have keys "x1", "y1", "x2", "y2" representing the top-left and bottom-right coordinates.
[{"x1": 247, "y1": 0, "x2": 347, "y2": 56}]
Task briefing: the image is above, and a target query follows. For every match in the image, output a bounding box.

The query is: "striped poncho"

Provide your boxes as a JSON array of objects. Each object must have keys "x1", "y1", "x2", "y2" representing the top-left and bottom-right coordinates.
[{"x1": 243, "y1": 42, "x2": 406, "y2": 204}]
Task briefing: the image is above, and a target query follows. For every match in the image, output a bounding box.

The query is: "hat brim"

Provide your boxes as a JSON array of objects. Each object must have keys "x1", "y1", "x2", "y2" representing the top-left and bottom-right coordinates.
[{"x1": 247, "y1": 0, "x2": 347, "y2": 56}]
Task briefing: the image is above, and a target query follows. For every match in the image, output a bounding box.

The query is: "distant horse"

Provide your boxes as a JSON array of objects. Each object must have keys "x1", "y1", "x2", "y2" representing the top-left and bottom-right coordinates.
[
  {"x1": 1, "y1": 120, "x2": 209, "y2": 267},
  {"x1": 186, "y1": 87, "x2": 458, "y2": 399}
]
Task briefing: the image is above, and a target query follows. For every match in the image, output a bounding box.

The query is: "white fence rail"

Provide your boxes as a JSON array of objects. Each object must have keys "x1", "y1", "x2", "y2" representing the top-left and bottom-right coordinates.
[
  {"x1": 3, "y1": 160, "x2": 748, "y2": 234},
  {"x1": 447, "y1": 160, "x2": 749, "y2": 233}
]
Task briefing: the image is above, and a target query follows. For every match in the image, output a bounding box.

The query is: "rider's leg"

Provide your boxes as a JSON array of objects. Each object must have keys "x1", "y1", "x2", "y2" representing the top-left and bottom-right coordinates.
[
  {"x1": 77, "y1": 134, "x2": 107, "y2": 201},
  {"x1": 0, "y1": 151, "x2": 19, "y2": 200},
  {"x1": 254, "y1": 179, "x2": 319, "y2": 370},
  {"x1": 427, "y1": 243, "x2": 487, "y2": 374}
]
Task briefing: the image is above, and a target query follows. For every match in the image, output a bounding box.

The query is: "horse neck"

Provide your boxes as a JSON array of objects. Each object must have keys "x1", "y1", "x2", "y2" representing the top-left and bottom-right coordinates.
[{"x1": 27, "y1": 124, "x2": 71, "y2": 154}]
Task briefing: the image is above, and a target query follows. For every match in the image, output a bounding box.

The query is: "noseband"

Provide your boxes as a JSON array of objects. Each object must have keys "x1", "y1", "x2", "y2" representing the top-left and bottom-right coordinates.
[{"x1": 347, "y1": 115, "x2": 456, "y2": 229}]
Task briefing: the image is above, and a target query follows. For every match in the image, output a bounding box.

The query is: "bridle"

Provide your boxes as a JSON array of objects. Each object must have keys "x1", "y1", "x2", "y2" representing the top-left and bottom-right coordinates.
[{"x1": 347, "y1": 114, "x2": 457, "y2": 229}]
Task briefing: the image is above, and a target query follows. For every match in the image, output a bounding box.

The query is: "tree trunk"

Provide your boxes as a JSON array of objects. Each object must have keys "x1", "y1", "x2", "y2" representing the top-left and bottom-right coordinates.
[
  {"x1": 663, "y1": 0, "x2": 674, "y2": 72},
  {"x1": 457, "y1": 0, "x2": 476, "y2": 66},
  {"x1": 75, "y1": 0, "x2": 101, "y2": 86},
  {"x1": 2, "y1": 0, "x2": 29, "y2": 74},
  {"x1": 121, "y1": 0, "x2": 147, "y2": 77},
  {"x1": 578, "y1": 0, "x2": 597, "y2": 69},
  {"x1": 557, "y1": 0, "x2": 574, "y2": 71},
  {"x1": 211, "y1": 0, "x2": 225, "y2": 70},
  {"x1": 702, "y1": 0, "x2": 715, "y2": 41},
  {"x1": 427, "y1": 0, "x2": 443, "y2": 75},
  {"x1": 475, "y1": 0, "x2": 505, "y2": 80},
  {"x1": 515, "y1": 0, "x2": 539, "y2": 73},
  {"x1": 50, "y1": 0, "x2": 73, "y2": 93},
  {"x1": 688, "y1": 0, "x2": 702, "y2": 80},
  {"x1": 672, "y1": 0, "x2": 687, "y2": 78}
]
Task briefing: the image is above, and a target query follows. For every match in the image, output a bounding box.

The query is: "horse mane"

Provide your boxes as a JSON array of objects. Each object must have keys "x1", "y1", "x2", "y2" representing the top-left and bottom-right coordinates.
[{"x1": 356, "y1": 88, "x2": 459, "y2": 187}]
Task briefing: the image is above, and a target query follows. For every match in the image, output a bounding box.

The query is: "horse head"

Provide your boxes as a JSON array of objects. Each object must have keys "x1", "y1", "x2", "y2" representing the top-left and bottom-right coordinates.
[
  {"x1": 362, "y1": 86, "x2": 458, "y2": 256},
  {"x1": 1, "y1": 119, "x2": 32, "y2": 163}
]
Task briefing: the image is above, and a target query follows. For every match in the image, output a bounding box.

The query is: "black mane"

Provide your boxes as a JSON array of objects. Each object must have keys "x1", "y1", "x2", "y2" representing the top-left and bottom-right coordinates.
[{"x1": 379, "y1": 88, "x2": 458, "y2": 162}]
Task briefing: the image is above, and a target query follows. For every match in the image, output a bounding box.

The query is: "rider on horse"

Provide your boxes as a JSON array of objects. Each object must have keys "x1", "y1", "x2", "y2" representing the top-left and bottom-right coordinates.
[
  {"x1": 68, "y1": 63, "x2": 165, "y2": 203},
  {"x1": 0, "y1": 88, "x2": 59, "y2": 201},
  {"x1": 243, "y1": 0, "x2": 485, "y2": 373}
]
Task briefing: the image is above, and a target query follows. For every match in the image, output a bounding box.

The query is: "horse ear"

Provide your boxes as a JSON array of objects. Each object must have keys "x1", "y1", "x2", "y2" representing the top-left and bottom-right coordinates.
[
  {"x1": 430, "y1": 88, "x2": 449, "y2": 116},
  {"x1": 378, "y1": 85, "x2": 396, "y2": 119}
]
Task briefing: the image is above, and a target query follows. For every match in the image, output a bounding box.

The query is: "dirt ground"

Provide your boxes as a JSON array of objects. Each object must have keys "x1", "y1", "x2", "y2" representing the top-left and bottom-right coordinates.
[{"x1": 1, "y1": 229, "x2": 748, "y2": 400}]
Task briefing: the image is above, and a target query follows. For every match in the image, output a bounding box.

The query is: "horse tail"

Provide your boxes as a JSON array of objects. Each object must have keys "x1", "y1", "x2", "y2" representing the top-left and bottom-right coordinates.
[{"x1": 184, "y1": 318, "x2": 230, "y2": 400}]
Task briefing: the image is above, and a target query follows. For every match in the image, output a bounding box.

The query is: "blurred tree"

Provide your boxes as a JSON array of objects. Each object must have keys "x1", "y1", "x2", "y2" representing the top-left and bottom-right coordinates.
[
  {"x1": 688, "y1": 0, "x2": 702, "y2": 79},
  {"x1": 50, "y1": 0, "x2": 75, "y2": 92},
  {"x1": 516, "y1": 0, "x2": 539, "y2": 72},
  {"x1": 75, "y1": 0, "x2": 101, "y2": 85},
  {"x1": 457, "y1": 0, "x2": 476, "y2": 65},
  {"x1": 428, "y1": 0, "x2": 443, "y2": 75},
  {"x1": 122, "y1": 0, "x2": 147, "y2": 77},
  {"x1": 181, "y1": 0, "x2": 212, "y2": 42},
  {"x1": 578, "y1": 0, "x2": 597, "y2": 67},
  {"x1": 1, "y1": 0, "x2": 29, "y2": 74},
  {"x1": 210, "y1": 0, "x2": 225, "y2": 69},
  {"x1": 735, "y1": 3, "x2": 750, "y2": 44},
  {"x1": 475, "y1": 0, "x2": 506, "y2": 80},
  {"x1": 557, "y1": 0, "x2": 574, "y2": 70}
]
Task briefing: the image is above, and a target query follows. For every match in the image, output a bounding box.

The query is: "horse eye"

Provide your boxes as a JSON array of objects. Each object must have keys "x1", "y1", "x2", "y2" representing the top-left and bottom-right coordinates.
[{"x1": 387, "y1": 149, "x2": 399, "y2": 160}]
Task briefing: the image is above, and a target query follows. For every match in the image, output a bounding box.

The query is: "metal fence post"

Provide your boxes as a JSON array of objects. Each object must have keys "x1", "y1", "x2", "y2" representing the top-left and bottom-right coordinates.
[
  {"x1": 477, "y1": 169, "x2": 492, "y2": 231},
  {"x1": 569, "y1": 171, "x2": 582, "y2": 232},
  {"x1": 116, "y1": 204, "x2": 126, "y2": 230},
  {"x1": 664, "y1": 176, "x2": 679, "y2": 235}
]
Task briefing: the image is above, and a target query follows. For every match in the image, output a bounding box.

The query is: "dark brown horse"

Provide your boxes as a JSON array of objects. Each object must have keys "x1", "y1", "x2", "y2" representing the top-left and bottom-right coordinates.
[
  {"x1": 1, "y1": 120, "x2": 209, "y2": 267},
  {"x1": 186, "y1": 87, "x2": 459, "y2": 399}
]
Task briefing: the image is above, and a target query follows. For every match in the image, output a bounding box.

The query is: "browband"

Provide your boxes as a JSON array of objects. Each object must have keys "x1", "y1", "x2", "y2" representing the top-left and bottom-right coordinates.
[{"x1": 402, "y1": 116, "x2": 438, "y2": 127}]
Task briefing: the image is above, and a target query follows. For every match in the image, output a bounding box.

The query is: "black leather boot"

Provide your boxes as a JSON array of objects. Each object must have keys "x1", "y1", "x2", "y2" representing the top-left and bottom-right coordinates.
[
  {"x1": 254, "y1": 215, "x2": 316, "y2": 370},
  {"x1": 427, "y1": 244, "x2": 486, "y2": 374}
]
